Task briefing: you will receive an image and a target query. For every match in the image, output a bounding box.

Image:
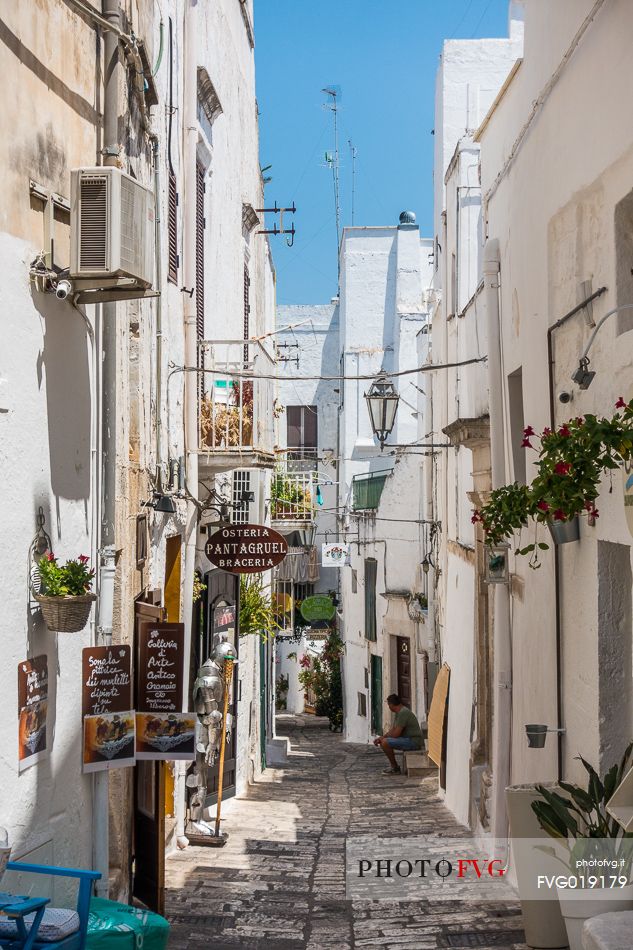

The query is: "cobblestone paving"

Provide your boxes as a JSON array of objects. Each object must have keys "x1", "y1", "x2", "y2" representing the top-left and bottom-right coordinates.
[{"x1": 165, "y1": 715, "x2": 527, "y2": 949}]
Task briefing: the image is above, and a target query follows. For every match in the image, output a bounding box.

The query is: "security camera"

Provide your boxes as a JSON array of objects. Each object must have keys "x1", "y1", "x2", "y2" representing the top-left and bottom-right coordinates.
[
  {"x1": 55, "y1": 279, "x2": 72, "y2": 300},
  {"x1": 558, "y1": 390, "x2": 573, "y2": 404}
]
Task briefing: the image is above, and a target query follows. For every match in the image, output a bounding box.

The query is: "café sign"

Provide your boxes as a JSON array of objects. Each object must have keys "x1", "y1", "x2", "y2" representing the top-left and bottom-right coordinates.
[
  {"x1": 300, "y1": 594, "x2": 336, "y2": 623},
  {"x1": 205, "y1": 523, "x2": 288, "y2": 574}
]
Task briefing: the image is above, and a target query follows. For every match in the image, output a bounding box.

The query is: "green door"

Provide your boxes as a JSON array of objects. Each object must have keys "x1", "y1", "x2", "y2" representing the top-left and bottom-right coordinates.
[{"x1": 370, "y1": 654, "x2": 383, "y2": 735}]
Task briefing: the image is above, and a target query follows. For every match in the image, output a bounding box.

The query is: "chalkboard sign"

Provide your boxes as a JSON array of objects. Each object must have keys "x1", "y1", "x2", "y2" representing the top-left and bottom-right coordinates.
[
  {"x1": 18, "y1": 655, "x2": 48, "y2": 770},
  {"x1": 137, "y1": 622, "x2": 184, "y2": 713},
  {"x1": 82, "y1": 646, "x2": 132, "y2": 717}
]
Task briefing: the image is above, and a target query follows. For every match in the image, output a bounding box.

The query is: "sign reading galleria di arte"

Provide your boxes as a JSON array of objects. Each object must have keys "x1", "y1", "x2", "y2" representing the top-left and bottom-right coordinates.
[
  {"x1": 18, "y1": 655, "x2": 48, "y2": 772},
  {"x1": 136, "y1": 622, "x2": 195, "y2": 761},
  {"x1": 82, "y1": 646, "x2": 134, "y2": 773},
  {"x1": 205, "y1": 524, "x2": 288, "y2": 574}
]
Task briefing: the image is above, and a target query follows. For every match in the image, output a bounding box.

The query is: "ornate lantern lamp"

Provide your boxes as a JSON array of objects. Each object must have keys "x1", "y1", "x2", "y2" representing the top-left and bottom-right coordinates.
[{"x1": 364, "y1": 372, "x2": 400, "y2": 449}]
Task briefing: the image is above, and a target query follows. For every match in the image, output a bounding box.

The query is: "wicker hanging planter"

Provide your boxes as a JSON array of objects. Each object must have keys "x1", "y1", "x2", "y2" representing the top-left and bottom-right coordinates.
[{"x1": 34, "y1": 592, "x2": 96, "y2": 633}]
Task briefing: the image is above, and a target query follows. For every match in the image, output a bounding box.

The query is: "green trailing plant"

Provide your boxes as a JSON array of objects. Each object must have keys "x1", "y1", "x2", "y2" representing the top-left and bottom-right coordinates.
[
  {"x1": 239, "y1": 574, "x2": 281, "y2": 641},
  {"x1": 192, "y1": 572, "x2": 207, "y2": 604},
  {"x1": 472, "y1": 399, "x2": 633, "y2": 562},
  {"x1": 275, "y1": 673, "x2": 289, "y2": 710},
  {"x1": 531, "y1": 743, "x2": 633, "y2": 877},
  {"x1": 298, "y1": 631, "x2": 344, "y2": 728},
  {"x1": 38, "y1": 552, "x2": 95, "y2": 596}
]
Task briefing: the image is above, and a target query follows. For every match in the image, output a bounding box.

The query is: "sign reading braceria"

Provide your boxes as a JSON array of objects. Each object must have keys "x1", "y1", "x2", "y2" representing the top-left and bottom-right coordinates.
[
  {"x1": 300, "y1": 594, "x2": 336, "y2": 623},
  {"x1": 205, "y1": 524, "x2": 288, "y2": 574}
]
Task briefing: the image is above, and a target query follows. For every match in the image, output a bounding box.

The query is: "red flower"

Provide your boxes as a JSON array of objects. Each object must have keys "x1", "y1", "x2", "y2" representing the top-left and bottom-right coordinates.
[
  {"x1": 575, "y1": 417, "x2": 585, "y2": 426},
  {"x1": 553, "y1": 509, "x2": 566, "y2": 521},
  {"x1": 523, "y1": 425, "x2": 535, "y2": 437},
  {"x1": 471, "y1": 511, "x2": 482, "y2": 524},
  {"x1": 78, "y1": 555, "x2": 90, "y2": 564},
  {"x1": 554, "y1": 462, "x2": 572, "y2": 475},
  {"x1": 616, "y1": 396, "x2": 627, "y2": 409},
  {"x1": 537, "y1": 500, "x2": 550, "y2": 512},
  {"x1": 558, "y1": 425, "x2": 571, "y2": 437},
  {"x1": 299, "y1": 655, "x2": 311, "y2": 669},
  {"x1": 542, "y1": 427, "x2": 552, "y2": 438},
  {"x1": 45, "y1": 551, "x2": 55, "y2": 562},
  {"x1": 521, "y1": 438, "x2": 533, "y2": 448},
  {"x1": 591, "y1": 508, "x2": 599, "y2": 519}
]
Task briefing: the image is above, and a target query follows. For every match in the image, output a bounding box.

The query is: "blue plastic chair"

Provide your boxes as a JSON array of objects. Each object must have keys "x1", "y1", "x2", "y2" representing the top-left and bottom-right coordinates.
[{"x1": 0, "y1": 862, "x2": 101, "y2": 950}]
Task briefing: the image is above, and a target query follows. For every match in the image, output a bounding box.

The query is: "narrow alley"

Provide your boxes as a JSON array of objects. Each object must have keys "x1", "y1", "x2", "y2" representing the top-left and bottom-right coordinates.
[{"x1": 165, "y1": 716, "x2": 527, "y2": 949}]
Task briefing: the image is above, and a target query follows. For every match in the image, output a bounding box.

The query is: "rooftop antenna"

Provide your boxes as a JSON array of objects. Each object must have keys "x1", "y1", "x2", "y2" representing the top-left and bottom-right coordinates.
[
  {"x1": 348, "y1": 139, "x2": 357, "y2": 226},
  {"x1": 322, "y1": 86, "x2": 341, "y2": 282}
]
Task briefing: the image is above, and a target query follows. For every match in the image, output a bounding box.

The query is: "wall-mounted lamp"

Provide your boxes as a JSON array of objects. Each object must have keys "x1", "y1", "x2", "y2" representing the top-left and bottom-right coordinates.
[
  {"x1": 421, "y1": 554, "x2": 435, "y2": 575},
  {"x1": 571, "y1": 357, "x2": 595, "y2": 391},
  {"x1": 571, "y1": 304, "x2": 633, "y2": 390},
  {"x1": 484, "y1": 544, "x2": 510, "y2": 585},
  {"x1": 365, "y1": 372, "x2": 400, "y2": 449},
  {"x1": 142, "y1": 492, "x2": 177, "y2": 514}
]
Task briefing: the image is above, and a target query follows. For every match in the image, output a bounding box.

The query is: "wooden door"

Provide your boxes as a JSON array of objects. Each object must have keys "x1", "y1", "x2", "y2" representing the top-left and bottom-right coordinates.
[
  {"x1": 396, "y1": 636, "x2": 412, "y2": 708},
  {"x1": 133, "y1": 595, "x2": 166, "y2": 914},
  {"x1": 370, "y1": 654, "x2": 383, "y2": 735},
  {"x1": 203, "y1": 570, "x2": 239, "y2": 807}
]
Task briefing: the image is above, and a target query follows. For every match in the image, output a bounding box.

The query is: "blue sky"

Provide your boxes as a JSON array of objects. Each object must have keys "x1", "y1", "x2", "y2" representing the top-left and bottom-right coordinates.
[{"x1": 255, "y1": 0, "x2": 510, "y2": 305}]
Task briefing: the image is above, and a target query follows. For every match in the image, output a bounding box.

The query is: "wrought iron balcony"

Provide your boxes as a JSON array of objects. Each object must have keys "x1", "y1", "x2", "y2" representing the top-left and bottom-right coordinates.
[
  {"x1": 351, "y1": 471, "x2": 390, "y2": 511},
  {"x1": 270, "y1": 467, "x2": 317, "y2": 526},
  {"x1": 197, "y1": 339, "x2": 276, "y2": 473}
]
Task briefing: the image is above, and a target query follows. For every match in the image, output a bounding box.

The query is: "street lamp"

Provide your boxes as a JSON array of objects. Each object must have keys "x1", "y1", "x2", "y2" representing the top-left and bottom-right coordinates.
[{"x1": 364, "y1": 372, "x2": 400, "y2": 449}]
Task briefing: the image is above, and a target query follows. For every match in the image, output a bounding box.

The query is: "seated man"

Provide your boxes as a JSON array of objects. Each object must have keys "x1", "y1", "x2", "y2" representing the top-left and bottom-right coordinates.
[{"x1": 373, "y1": 693, "x2": 423, "y2": 774}]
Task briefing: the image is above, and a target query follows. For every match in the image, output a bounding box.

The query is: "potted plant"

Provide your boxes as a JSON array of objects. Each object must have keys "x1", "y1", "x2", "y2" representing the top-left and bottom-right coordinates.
[
  {"x1": 239, "y1": 574, "x2": 281, "y2": 641},
  {"x1": 472, "y1": 398, "x2": 633, "y2": 566},
  {"x1": 270, "y1": 472, "x2": 311, "y2": 520},
  {"x1": 531, "y1": 743, "x2": 633, "y2": 949},
  {"x1": 35, "y1": 552, "x2": 96, "y2": 632}
]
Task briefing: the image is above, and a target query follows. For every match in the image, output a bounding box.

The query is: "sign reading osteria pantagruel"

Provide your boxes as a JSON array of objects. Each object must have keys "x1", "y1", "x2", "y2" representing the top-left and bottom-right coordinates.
[{"x1": 205, "y1": 524, "x2": 288, "y2": 574}]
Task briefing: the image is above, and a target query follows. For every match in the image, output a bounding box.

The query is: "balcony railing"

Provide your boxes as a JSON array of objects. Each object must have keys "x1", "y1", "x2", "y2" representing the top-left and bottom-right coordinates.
[
  {"x1": 351, "y1": 471, "x2": 390, "y2": 511},
  {"x1": 270, "y1": 468, "x2": 317, "y2": 524},
  {"x1": 197, "y1": 339, "x2": 275, "y2": 470}
]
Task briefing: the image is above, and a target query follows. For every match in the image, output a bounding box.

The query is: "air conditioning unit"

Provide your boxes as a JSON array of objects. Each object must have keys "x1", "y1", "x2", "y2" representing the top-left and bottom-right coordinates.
[{"x1": 70, "y1": 167, "x2": 154, "y2": 287}]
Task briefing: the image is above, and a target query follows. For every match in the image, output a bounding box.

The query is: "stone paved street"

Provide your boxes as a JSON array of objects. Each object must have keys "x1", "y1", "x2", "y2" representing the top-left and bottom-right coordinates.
[{"x1": 165, "y1": 715, "x2": 527, "y2": 949}]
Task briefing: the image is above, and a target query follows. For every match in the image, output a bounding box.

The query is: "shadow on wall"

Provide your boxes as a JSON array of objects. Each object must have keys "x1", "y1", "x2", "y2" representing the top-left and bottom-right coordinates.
[{"x1": 34, "y1": 290, "x2": 91, "y2": 527}]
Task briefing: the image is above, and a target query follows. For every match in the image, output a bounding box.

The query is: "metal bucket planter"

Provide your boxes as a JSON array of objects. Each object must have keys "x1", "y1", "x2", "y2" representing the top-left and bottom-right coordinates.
[
  {"x1": 34, "y1": 593, "x2": 96, "y2": 632},
  {"x1": 548, "y1": 516, "x2": 580, "y2": 545},
  {"x1": 525, "y1": 724, "x2": 548, "y2": 748}
]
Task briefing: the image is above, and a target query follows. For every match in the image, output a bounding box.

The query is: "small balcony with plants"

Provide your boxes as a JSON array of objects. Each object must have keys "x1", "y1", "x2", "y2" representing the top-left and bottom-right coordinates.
[
  {"x1": 197, "y1": 339, "x2": 276, "y2": 473},
  {"x1": 270, "y1": 467, "x2": 317, "y2": 528}
]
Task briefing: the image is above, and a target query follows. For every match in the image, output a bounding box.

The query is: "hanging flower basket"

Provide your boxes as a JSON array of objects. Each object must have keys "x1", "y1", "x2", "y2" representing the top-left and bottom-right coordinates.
[
  {"x1": 34, "y1": 592, "x2": 97, "y2": 633},
  {"x1": 34, "y1": 552, "x2": 96, "y2": 632},
  {"x1": 548, "y1": 515, "x2": 580, "y2": 546}
]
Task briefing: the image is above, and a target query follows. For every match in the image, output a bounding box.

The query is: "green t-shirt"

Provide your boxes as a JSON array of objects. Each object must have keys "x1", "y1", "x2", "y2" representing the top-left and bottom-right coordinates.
[{"x1": 394, "y1": 707, "x2": 422, "y2": 746}]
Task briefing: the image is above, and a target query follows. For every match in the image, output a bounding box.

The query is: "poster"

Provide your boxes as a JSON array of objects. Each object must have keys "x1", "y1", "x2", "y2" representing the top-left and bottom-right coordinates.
[
  {"x1": 136, "y1": 623, "x2": 194, "y2": 760},
  {"x1": 82, "y1": 646, "x2": 134, "y2": 772},
  {"x1": 322, "y1": 542, "x2": 350, "y2": 567},
  {"x1": 83, "y1": 711, "x2": 135, "y2": 772},
  {"x1": 18, "y1": 655, "x2": 48, "y2": 771}
]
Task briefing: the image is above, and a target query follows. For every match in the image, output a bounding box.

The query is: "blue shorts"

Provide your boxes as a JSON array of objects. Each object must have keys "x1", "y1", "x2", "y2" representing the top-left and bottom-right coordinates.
[{"x1": 386, "y1": 737, "x2": 421, "y2": 751}]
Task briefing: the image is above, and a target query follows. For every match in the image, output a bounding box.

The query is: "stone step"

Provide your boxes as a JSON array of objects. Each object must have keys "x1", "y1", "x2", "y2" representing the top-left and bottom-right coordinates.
[{"x1": 582, "y1": 910, "x2": 633, "y2": 950}]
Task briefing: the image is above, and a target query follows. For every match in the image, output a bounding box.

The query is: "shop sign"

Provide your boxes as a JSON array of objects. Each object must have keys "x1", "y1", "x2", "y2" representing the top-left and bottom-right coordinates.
[
  {"x1": 82, "y1": 646, "x2": 132, "y2": 716},
  {"x1": 82, "y1": 646, "x2": 135, "y2": 773},
  {"x1": 18, "y1": 655, "x2": 48, "y2": 772},
  {"x1": 205, "y1": 523, "x2": 288, "y2": 574},
  {"x1": 322, "y1": 543, "x2": 350, "y2": 567},
  {"x1": 300, "y1": 594, "x2": 336, "y2": 623},
  {"x1": 136, "y1": 622, "x2": 194, "y2": 761}
]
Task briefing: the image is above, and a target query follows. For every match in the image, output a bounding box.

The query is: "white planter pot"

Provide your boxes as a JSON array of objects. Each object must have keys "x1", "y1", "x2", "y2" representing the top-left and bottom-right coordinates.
[
  {"x1": 0, "y1": 845, "x2": 11, "y2": 884},
  {"x1": 506, "y1": 785, "x2": 568, "y2": 948},
  {"x1": 557, "y1": 884, "x2": 633, "y2": 950}
]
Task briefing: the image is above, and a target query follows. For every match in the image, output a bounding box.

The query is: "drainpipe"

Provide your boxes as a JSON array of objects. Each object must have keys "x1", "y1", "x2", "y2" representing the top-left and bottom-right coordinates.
[
  {"x1": 424, "y1": 361, "x2": 437, "y2": 665},
  {"x1": 175, "y1": 0, "x2": 199, "y2": 850},
  {"x1": 92, "y1": 0, "x2": 121, "y2": 899},
  {"x1": 149, "y1": 134, "x2": 163, "y2": 481},
  {"x1": 483, "y1": 239, "x2": 512, "y2": 842}
]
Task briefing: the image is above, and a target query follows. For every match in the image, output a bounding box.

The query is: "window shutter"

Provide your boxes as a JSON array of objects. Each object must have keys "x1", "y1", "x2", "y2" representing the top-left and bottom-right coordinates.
[
  {"x1": 167, "y1": 171, "x2": 178, "y2": 284},
  {"x1": 364, "y1": 558, "x2": 377, "y2": 641},
  {"x1": 243, "y1": 263, "x2": 251, "y2": 362},
  {"x1": 302, "y1": 406, "x2": 318, "y2": 449},
  {"x1": 195, "y1": 162, "x2": 205, "y2": 399}
]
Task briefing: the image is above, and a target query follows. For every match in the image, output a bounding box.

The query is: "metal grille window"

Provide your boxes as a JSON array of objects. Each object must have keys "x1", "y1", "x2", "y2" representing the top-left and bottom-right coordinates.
[
  {"x1": 364, "y1": 558, "x2": 377, "y2": 642},
  {"x1": 167, "y1": 171, "x2": 178, "y2": 283},
  {"x1": 232, "y1": 470, "x2": 251, "y2": 524},
  {"x1": 196, "y1": 161, "x2": 205, "y2": 398},
  {"x1": 243, "y1": 263, "x2": 251, "y2": 363}
]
